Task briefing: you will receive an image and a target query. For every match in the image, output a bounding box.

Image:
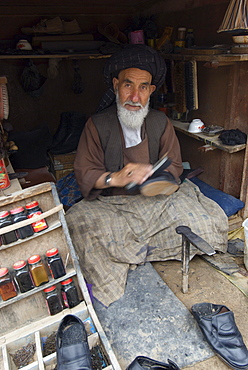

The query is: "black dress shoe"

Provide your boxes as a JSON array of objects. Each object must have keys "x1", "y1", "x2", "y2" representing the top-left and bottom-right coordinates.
[
  {"x1": 191, "y1": 303, "x2": 248, "y2": 370},
  {"x1": 56, "y1": 314, "x2": 92, "y2": 370},
  {"x1": 126, "y1": 356, "x2": 180, "y2": 370},
  {"x1": 140, "y1": 172, "x2": 179, "y2": 197}
]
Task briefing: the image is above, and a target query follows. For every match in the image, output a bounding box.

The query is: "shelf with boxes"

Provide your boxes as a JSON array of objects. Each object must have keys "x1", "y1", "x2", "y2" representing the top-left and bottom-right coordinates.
[{"x1": 0, "y1": 182, "x2": 120, "y2": 370}]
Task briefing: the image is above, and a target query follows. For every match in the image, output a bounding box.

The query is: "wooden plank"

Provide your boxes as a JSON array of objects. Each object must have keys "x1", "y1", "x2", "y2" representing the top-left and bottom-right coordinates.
[
  {"x1": 171, "y1": 119, "x2": 246, "y2": 153},
  {"x1": 0, "y1": 182, "x2": 52, "y2": 206},
  {"x1": 0, "y1": 204, "x2": 63, "y2": 235}
]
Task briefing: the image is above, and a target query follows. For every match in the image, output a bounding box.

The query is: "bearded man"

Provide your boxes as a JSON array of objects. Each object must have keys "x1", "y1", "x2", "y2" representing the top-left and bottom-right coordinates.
[{"x1": 66, "y1": 45, "x2": 228, "y2": 307}]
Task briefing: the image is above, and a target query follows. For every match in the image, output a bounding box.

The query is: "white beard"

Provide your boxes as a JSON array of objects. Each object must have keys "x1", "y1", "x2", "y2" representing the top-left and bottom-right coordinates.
[{"x1": 116, "y1": 91, "x2": 150, "y2": 129}]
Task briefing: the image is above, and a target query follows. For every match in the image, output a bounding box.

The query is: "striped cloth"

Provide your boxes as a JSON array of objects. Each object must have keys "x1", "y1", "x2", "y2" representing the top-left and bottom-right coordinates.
[
  {"x1": 97, "y1": 44, "x2": 166, "y2": 112},
  {"x1": 65, "y1": 180, "x2": 228, "y2": 307}
]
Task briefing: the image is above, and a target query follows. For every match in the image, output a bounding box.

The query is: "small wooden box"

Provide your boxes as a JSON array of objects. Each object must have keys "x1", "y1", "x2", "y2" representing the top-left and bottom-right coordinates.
[
  {"x1": 0, "y1": 182, "x2": 120, "y2": 370},
  {"x1": 50, "y1": 152, "x2": 76, "y2": 180}
]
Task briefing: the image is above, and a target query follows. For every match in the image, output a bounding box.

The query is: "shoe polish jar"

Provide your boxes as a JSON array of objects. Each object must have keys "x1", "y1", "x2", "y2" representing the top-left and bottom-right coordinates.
[
  {"x1": 10, "y1": 206, "x2": 34, "y2": 239},
  {"x1": 0, "y1": 210, "x2": 18, "y2": 245},
  {"x1": 28, "y1": 254, "x2": 49, "y2": 287},
  {"x1": 12, "y1": 260, "x2": 34, "y2": 293},
  {"x1": 46, "y1": 248, "x2": 66, "y2": 279},
  {"x1": 0, "y1": 267, "x2": 17, "y2": 301},
  {"x1": 61, "y1": 278, "x2": 81, "y2": 308},
  {"x1": 43, "y1": 285, "x2": 63, "y2": 315},
  {"x1": 25, "y1": 201, "x2": 48, "y2": 233}
]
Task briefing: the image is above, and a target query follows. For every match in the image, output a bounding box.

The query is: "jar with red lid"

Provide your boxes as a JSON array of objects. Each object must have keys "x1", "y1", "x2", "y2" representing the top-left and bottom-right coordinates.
[
  {"x1": 43, "y1": 285, "x2": 63, "y2": 315},
  {"x1": 61, "y1": 278, "x2": 81, "y2": 308},
  {"x1": 0, "y1": 210, "x2": 18, "y2": 245},
  {"x1": 28, "y1": 254, "x2": 49, "y2": 287},
  {"x1": 25, "y1": 201, "x2": 48, "y2": 233},
  {"x1": 46, "y1": 248, "x2": 66, "y2": 279},
  {"x1": 10, "y1": 206, "x2": 34, "y2": 239},
  {"x1": 13, "y1": 260, "x2": 34, "y2": 293},
  {"x1": 0, "y1": 267, "x2": 17, "y2": 301}
]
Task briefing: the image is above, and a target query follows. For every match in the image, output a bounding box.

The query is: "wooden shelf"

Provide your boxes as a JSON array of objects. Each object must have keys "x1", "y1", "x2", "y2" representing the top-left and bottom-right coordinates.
[
  {"x1": 171, "y1": 119, "x2": 246, "y2": 153},
  {"x1": 163, "y1": 52, "x2": 248, "y2": 63},
  {"x1": 0, "y1": 52, "x2": 111, "y2": 59}
]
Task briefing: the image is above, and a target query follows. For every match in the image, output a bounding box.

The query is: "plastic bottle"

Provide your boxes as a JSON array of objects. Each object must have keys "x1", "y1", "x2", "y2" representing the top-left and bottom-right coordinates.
[
  {"x1": 0, "y1": 267, "x2": 17, "y2": 300},
  {"x1": 25, "y1": 201, "x2": 48, "y2": 233},
  {"x1": 46, "y1": 248, "x2": 66, "y2": 279},
  {"x1": 28, "y1": 254, "x2": 49, "y2": 287},
  {"x1": 44, "y1": 285, "x2": 63, "y2": 315},
  {"x1": 61, "y1": 278, "x2": 81, "y2": 308},
  {"x1": 10, "y1": 206, "x2": 34, "y2": 239},
  {"x1": 0, "y1": 210, "x2": 18, "y2": 245},
  {"x1": 13, "y1": 260, "x2": 34, "y2": 293},
  {"x1": 185, "y1": 29, "x2": 195, "y2": 48}
]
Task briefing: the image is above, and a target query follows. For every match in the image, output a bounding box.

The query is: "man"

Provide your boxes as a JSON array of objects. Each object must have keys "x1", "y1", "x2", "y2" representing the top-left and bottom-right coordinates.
[
  {"x1": 74, "y1": 44, "x2": 183, "y2": 200},
  {"x1": 66, "y1": 45, "x2": 228, "y2": 307}
]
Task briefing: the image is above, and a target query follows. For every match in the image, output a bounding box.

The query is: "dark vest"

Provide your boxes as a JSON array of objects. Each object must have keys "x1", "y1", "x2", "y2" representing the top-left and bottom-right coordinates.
[{"x1": 92, "y1": 104, "x2": 167, "y2": 172}]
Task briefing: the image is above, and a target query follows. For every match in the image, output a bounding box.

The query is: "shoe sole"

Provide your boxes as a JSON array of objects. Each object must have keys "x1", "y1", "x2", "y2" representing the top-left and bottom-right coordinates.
[{"x1": 140, "y1": 181, "x2": 179, "y2": 197}]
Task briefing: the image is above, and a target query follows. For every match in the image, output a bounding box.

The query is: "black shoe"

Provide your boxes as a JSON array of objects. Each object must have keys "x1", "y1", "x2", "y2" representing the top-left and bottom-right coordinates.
[
  {"x1": 56, "y1": 314, "x2": 92, "y2": 370},
  {"x1": 126, "y1": 356, "x2": 180, "y2": 370},
  {"x1": 191, "y1": 303, "x2": 248, "y2": 370},
  {"x1": 140, "y1": 172, "x2": 179, "y2": 197}
]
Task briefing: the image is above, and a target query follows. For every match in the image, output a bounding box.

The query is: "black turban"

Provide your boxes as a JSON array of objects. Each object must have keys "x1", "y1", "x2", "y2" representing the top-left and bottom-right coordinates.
[{"x1": 96, "y1": 44, "x2": 166, "y2": 112}]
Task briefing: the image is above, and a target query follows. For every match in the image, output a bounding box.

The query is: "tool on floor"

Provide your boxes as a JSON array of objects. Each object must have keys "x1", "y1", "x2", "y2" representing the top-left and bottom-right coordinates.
[{"x1": 176, "y1": 225, "x2": 215, "y2": 293}]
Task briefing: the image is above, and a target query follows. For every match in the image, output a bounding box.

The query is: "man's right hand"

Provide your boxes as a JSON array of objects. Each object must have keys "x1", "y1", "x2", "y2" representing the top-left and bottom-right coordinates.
[{"x1": 94, "y1": 163, "x2": 153, "y2": 189}]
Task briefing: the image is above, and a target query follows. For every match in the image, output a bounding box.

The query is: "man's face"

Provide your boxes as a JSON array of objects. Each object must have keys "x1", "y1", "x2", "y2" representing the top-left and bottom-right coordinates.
[{"x1": 113, "y1": 68, "x2": 156, "y2": 111}]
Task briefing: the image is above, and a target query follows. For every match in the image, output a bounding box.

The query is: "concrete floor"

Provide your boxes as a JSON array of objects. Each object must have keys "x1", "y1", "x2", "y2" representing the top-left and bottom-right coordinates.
[{"x1": 152, "y1": 255, "x2": 248, "y2": 370}]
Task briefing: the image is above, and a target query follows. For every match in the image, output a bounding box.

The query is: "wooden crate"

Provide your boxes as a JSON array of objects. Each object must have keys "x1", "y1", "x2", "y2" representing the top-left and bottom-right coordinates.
[
  {"x1": 50, "y1": 152, "x2": 76, "y2": 180},
  {"x1": 0, "y1": 182, "x2": 121, "y2": 370}
]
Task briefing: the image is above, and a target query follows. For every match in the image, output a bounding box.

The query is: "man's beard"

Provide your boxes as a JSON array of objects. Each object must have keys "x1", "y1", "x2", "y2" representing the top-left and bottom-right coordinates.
[{"x1": 116, "y1": 91, "x2": 150, "y2": 129}]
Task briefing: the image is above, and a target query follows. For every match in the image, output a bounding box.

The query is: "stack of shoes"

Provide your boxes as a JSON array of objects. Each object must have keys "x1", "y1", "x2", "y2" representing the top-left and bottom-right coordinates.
[
  {"x1": 191, "y1": 303, "x2": 248, "y2": 370},
  {"x1": 56, "y1": 314, "x2": 92, "y2": 370},
  {"x1": 127, "y1": 356, "x2": 180, "y2": 370},
  {"x1": 140, "y1": 172, "x2": 179, "y2": 197}
]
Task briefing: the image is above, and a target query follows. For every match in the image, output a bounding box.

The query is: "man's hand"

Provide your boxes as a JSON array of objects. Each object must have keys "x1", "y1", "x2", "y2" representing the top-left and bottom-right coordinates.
[{"x1": 94, "y1": 163, "x2": 153, "y2": 189}]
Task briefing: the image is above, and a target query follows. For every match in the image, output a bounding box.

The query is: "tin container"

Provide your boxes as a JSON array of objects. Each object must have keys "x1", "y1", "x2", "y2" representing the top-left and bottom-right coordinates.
[{"x1": 0, "y1": 158, "x2": 10, "y2": 190}]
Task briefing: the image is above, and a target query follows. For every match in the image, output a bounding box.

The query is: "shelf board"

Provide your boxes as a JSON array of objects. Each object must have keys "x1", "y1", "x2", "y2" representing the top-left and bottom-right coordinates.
[
  {"x1": 163, "y1": 52, "x2": 248, "y2": 63},
  {"x1": 0, "y1": 52, "x2": 111, "y2": 59},
  {"x1": 0, "y1": 220, "x2": 62, "y2": 250},
  {"x1": 171, "y1": 119, "x2": 246, "y2": 153}
]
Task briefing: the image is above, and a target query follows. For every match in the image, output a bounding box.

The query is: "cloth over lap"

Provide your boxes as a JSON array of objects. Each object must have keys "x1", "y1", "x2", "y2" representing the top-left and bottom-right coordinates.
[{"x1": 65, "y1": 180, "x2": 228, "y2": 307}]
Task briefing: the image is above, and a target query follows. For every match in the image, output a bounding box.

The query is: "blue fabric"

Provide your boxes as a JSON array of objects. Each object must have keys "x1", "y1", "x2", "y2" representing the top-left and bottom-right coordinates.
[
  {"x1": 56, "y1": 171, "x2": 82, "y2": 207},
  {"x1": 189, "y1": 177, "x2": 245, "y2": 217}
]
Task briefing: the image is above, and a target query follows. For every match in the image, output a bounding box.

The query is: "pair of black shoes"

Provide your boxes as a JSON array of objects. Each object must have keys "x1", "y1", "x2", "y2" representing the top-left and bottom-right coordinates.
[{"x1": 56, "y1": 315, "x2": 180, "y2": 370}]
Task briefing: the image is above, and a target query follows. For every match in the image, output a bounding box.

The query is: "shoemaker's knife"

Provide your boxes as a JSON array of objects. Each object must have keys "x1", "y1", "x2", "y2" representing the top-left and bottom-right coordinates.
[{"x1": 125, "y1": 155, "x2": 171, "y2": 191}]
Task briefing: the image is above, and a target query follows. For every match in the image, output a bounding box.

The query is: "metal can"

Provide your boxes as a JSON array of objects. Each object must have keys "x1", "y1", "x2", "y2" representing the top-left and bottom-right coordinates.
[{"x1": 0, "y1": 158, "x2": 10, "y2": 190}]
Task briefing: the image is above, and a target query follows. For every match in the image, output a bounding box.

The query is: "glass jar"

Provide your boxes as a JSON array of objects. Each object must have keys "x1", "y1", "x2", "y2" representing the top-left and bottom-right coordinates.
[
  {"x1": 10, "y1": 206, "x2": 34, "y2": 239},
  {"x1": 0, "y1": 267, "x2": 17, "y2": 301},
  {"x1": 45, "y1": 248, "x2": 66, "y2": 279},
  {"x1": 13, "y1": 260, "x2": 34, "y2": 293},
  {"x1": 43, "y1": 285, "x2": 63, "y2": 315},
  {"x1": 25, "y1": 201, "x2": 48, "y2": 233},
  {"x1": 0, "y1": 210, "x2": 18, "y2": 245},
  {"x1": 28, "y1": 254, "x2": 49, "y2": 287},
  {"x1": 61, "y1": 278, "x2": 81, "y2": 308}
]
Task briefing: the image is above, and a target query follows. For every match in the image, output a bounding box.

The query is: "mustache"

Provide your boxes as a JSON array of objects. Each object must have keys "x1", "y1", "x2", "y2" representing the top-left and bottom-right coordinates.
[{"x1": 123, "y1": 101, "x2": 143, "y2": 108}]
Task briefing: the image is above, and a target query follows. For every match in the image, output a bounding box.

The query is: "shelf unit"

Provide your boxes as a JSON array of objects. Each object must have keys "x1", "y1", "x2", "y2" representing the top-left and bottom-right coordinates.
[
  {"x1": 164, "y1": 51, "x2": 248, "y2": 222},
  {"x1": 0, "y1": 182, "x2": 121, "y2": 370}
]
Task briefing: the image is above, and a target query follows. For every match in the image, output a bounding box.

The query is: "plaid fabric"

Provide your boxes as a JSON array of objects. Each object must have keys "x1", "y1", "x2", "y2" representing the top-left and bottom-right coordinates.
[
  {"x1": 56, "y1": 171, "x2": 82, "y2": 207},
  {"x1": 97, "y1": 44, "x2": 166, "y2": 112},
  {"x1": 65, "y1": 180, "x2": 228, "y2": 307}
]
